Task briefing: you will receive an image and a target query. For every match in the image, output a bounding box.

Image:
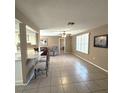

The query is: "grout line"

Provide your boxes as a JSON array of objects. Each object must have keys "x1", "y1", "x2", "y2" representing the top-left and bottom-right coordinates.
[
  {"x1": 71, "y1": 53, "x2": 108, "y2": 73},
  {"x1": 20, "y1": 54, "x2": 107, "y2": 93},
  {"x1": 61, "y1": 81, "x2": 66, "y2": 93}
]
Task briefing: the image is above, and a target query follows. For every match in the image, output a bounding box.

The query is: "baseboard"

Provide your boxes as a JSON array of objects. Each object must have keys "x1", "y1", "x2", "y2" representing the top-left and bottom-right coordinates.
[
  {"x1": 15, "y1": 70, "x2": 34, "y2": 86},
  {"x1": 15, "y1": 80, "x2": 26, "y2": 86},
  {"x1": 72, "y1": 53, "x2": 108, "y2": 73},
  {"x1": 64, "y1": 52, "x2": 72, "y2": 54}
]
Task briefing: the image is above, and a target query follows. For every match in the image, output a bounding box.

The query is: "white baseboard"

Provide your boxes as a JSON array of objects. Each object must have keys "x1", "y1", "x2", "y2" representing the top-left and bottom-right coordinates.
[
  {"x1": 64, "y1": 52, "x2": 72, "y2": 54},
  {"x1": 72, "y1": 53, "x2": 108, "y2": 73},
  {"x1": 15, "y1": 70, "x2": 34, "y2": 86},
  {"x1": 15, "y1": 80, "x2": 26, "y2": 86}
]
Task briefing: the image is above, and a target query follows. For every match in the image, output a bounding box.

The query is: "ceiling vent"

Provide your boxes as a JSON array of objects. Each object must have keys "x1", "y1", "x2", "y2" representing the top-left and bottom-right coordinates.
[{"x1": 67, "y1": 22, "x2": 75, "y2": 26}]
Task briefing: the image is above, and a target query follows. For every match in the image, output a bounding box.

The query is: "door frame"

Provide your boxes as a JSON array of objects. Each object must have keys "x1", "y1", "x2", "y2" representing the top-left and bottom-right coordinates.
[{"x1": 58, "y1": 38, "x2": 65, "y2": 54}]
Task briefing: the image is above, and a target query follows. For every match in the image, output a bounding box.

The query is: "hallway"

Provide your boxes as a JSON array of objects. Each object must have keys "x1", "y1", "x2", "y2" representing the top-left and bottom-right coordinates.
[{"x1": 16, "y1": 54, "x2": 108, "y2": 93}]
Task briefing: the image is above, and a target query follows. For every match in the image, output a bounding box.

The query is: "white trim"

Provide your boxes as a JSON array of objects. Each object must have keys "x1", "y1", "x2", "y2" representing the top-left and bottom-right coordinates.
[
  {"x1": 64, "y1": 52, "x2": 72, "y2": 54},
  {"x1": 15, "y1": 80, "x2": 25, "y2": 86},
  {"x1": 26, "y1": 25, "x2": 38, "y2": 33},
  {"x1": 15, "y1": 83, "x2": 27, "y2": 86},
  {"x1": 58, "y1": 38, "x2": 60, "y2": 54},
  {"x1": 58, "y1": 38, "x2": 65, "y2": 54},
  {"x1": 64, "y1": 38, "x2": 66, "y2": 53},
  {"x1": 72, "y1": 53, "x2": 108, "y2": 73},
  {"x1": 15, "y1": 69, "x2": 34, "y2": 86}
]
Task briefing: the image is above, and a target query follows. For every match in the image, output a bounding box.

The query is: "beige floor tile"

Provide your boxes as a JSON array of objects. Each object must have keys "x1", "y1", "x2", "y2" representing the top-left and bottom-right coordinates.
[
  {"x1": 93, "y1": 90, "x2": 108, "y2": 93},
  {"x1": 94, "y1": 79, "x2": 108, "y2": 89},
  {"x1": 84, "y1": 81, "x2": 104, "y2": 92},
  {"x1": 90, "y1": 73, "x2": 107, "y2": 78},
  {"x1": 75, "y1": 82, "x2": 91, "y2": 93},
  {"x1": 15, "y1": 91, "x2": 22, "y2": 93},
  {"x1": 16, "y1": 54, "x2": 107, "y2": 93},
  {"x1": 61, "y1": 76, "x2": 82, "y2": 84},
  {"x1": 15, "y1": 85, "x2": 25, "y2": 92},
  {"x1": 51, "y1": 78, "x2": 62, "y2": 86},
  {"x1": 38, "y1": 80, "x2": 51, "y2": 87},
  {"x1": 37, "y1": 87, "x2": 50, "y2": 93},
  {"x1": 51, "y1": 86, "x2": 64, "y2": 93},
  {"x1": 79, "y1": 73, "x2": 91, "y2": 81},
  {"x1": 38, "y1": 77, "x2": 51, "y2": 87},
  {"x1": 51, "y1": 72, "x2": 61, "y2": 78},
  {"x1": 23, "y1": 88, "x2": 38, "y2": 93},
  {"x1": 63, "y1": 84, "x2": 78, "y2": 93},
  {"x1": 24, "y1": 82, "x2": 39, "y2": 89}
]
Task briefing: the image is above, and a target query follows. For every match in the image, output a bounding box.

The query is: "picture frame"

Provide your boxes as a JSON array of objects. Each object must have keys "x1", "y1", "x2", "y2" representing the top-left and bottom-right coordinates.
[
  {"x1": 40, "y1": 38, "x2": 48, "y2": 46},
  {"x1": 94, "y1": 34, "x2": 108, "y2": 48}
]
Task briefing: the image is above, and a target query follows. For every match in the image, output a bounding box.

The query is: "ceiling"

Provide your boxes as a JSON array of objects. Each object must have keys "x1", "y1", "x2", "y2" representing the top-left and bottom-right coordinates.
[
  {"x1": 15, "y1": 0, "x2": 108, "y2": 36},
  {"x1": 15, "y1": 19, "x2": 38, "y2": 34}
]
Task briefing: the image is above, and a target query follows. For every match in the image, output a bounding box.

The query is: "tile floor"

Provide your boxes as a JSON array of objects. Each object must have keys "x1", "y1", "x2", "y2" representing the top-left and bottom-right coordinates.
[{"x1": 15, "y1": 54, "x2": 108, "y2": 93}]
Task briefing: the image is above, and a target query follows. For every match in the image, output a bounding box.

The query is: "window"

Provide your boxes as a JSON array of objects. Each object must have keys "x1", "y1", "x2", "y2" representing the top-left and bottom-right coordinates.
[{"x1": 76, "y1": 33, "x2": 89, "y2": 54}]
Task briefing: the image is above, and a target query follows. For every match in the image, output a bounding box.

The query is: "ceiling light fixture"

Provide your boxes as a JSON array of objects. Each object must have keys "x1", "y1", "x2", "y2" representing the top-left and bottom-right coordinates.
[
  {"x1": 61, "y1": 31, "x2": 66, "y2": 38},
  {"x1": 60, "y1": 22, "x2": 75, "y2": 37}
]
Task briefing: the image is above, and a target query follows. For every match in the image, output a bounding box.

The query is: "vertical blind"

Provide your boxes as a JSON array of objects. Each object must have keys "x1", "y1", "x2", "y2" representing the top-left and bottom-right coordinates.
[{"x1": 76, "y1": 33, "x2": 89, "y2": 54}]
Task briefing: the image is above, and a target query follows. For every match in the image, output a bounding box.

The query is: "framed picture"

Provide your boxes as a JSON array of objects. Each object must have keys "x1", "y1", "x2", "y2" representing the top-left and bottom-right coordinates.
[
  {"x1": 40, "y1": 38, "x2": 48, "y2": 46},
  {"x1": 94, "y1": 34, "x2": 108, "y2": 48}
]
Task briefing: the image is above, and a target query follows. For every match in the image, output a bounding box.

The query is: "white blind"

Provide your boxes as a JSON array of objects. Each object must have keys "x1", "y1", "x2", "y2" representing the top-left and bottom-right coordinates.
[{"x1": 76, "y1": 33, "x2": 89, "y2": 54}]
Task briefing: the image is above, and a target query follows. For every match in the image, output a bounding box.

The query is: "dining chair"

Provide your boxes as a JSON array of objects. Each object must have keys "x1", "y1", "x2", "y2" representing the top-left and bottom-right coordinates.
[{"x1": 34, "y1": 48, "x2": 49, "y2": 79}]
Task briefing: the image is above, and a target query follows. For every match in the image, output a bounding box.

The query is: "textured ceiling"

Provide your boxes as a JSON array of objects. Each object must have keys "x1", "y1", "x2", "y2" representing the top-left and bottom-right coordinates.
[{"x1": 16, "y1": 0, "x2": 108, "y2": 36}]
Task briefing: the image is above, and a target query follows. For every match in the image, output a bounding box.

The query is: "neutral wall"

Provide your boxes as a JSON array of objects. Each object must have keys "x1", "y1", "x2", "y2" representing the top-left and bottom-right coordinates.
[
  {"x1": 40, "y1": 36, "x2": 72, "y2": 53},
  {"x1": 40, "y1": 36, "x2": 60, "y2": 47},
  {"x1": 15, "y1": 8, "x2": 39, "y2": 32},
  {"x1": 65, "y1": 36, "x2": 72, "y2": 53},
  {"x1": 72, "y1": 24, "x2": 108, "y2": 70}
]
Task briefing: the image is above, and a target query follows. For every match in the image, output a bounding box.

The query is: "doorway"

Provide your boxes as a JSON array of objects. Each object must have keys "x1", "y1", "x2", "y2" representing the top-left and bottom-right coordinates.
[{"x1": 59, "y1": 38, "x2": 65, "y2": 54}]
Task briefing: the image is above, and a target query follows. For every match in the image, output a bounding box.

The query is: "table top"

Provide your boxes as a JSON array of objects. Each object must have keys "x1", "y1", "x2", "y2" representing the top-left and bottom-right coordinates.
[
  {"x1": 15, "y1": 51, "x2": 44, "y2": 62},
  {"x1": 27, "y1": 51, "x2": 44, "y2": 59}
]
